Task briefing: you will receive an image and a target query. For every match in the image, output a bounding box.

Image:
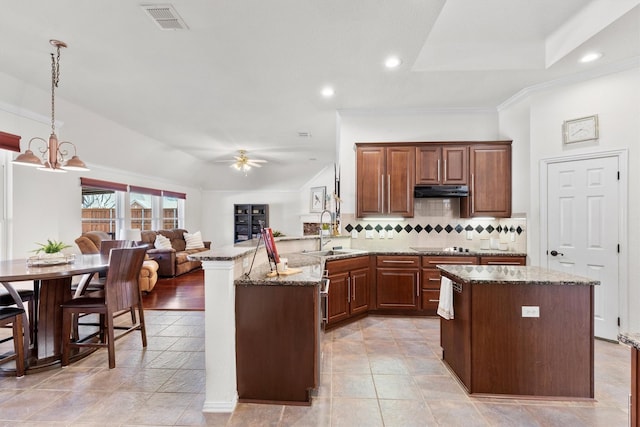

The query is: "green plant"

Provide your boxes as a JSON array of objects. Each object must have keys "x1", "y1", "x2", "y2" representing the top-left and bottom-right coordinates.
[
  {"x1": 32, "y1": 239, "x2": 71, "y2": 254},
  {"x1": 272, "y1": 230, "x2": 284, "y2": 237}
]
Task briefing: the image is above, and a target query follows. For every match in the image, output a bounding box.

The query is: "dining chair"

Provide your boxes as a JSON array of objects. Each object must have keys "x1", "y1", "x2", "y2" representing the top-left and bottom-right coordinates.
[
  {"x1": 60, "y1": 246, "x2": 148, "y2": 369},
  {"x1": 0, "y1": 289, "x2": 36, "y2": 342},
  {"x1": 0, "y1": 307, "x2": 26, "y2": 377}
]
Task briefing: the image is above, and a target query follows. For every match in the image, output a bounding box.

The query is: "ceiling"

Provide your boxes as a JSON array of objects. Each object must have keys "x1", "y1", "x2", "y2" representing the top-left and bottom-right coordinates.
[{"x1": 1, "y1": 0, "x2": 639, "y2": 191}]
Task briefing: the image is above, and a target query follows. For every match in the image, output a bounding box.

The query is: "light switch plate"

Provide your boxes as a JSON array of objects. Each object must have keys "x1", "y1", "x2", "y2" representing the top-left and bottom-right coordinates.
[
  {"x1": 466, "y1": 230, "x2": 473, "y2": 240},
  {"x1": 522, "y1": 306, "x2": 540, "y2": 317},
  {"x1": 387, "y1": 230, "x2": 394, "y2": 239},
  {"x1": 365, "y1": 230, "x2": 374, "y2": 239},
  {"x1": 351, "y1": 229, "x2": 358, "y2": 239},
  {"x1": 379, "y1": 230, "x2": 386, "y2": 239}
]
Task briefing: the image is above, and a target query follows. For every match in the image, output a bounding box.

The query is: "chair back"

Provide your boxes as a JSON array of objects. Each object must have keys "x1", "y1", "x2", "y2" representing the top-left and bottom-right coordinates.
[
  {"x1": 103, "y1": 246, "x2": 147, "y2": 314},
  {"x1": 99, "y1": 240, "x2": 130, "y2": 256}
]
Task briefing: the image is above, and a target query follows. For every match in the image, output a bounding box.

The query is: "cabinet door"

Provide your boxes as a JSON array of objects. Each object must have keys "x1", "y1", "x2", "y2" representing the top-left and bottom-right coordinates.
[
  {"x1": 416, "y1": 146, "x2": 442, "y2": 185},
  {"x1": 386, "y1": 146, "x2": 415, "y2": 217},
  {"x1": 327, "y1": 271, "x2": 350, "y2": 325},
  {"x1": 376, "y1": 268, "x2": 419, "y2": 310},
  {"x1": 356, "y1": 146, "x2": 385, "y2": 217},
  {"x1": 442, "y1": 146, "x2": 468, "y2": 184},
  {"x1": 461, "y1": 144, "x2": 511, "y2": 218},
  {"x1": 350, "y1": 267, "x2": 369, "y2": 315}
]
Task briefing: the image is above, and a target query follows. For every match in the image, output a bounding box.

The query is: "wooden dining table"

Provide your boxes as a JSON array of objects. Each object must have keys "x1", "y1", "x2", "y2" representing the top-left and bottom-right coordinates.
[{"x1": 0, "y1": 254, "x2": 109, "y2": 372}]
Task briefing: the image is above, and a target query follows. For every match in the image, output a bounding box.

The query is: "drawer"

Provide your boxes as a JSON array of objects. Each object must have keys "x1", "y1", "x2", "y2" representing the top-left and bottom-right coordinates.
[
  {"x1": 422, "y1": 289, "x2": 440, "y2": 311},
  {"x1": 326, "y1": 256, "x2": 369, "y2": 275},
  {"x1": 422, "y1": 256, "x2": 477, "y2": 268},
  {"x1": 376, "y1": 256, "x2": 420, "y2": 268},
  {"x1": 479, "y1": 256, "x2": 526, "y2": 266}
]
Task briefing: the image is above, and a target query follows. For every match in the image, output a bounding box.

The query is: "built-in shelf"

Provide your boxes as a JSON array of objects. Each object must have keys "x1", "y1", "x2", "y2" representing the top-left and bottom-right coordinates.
[{"x1": 234, "y1": 204, "x2": 269, "y2": 243}]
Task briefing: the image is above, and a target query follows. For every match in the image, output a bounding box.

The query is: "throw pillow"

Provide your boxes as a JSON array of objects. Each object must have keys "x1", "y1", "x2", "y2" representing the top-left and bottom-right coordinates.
[
  {"x1": 154, "y1": 234, "x2": 173, "y2": 250},
  {"x1": 184, "y1": 231, "x2": 205, "y2": 250}
]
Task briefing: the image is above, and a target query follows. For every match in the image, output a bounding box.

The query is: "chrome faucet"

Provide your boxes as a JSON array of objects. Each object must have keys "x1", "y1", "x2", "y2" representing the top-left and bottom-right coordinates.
[{"x1": 319, "y1": 209, "x2": 333, "y2": 250}]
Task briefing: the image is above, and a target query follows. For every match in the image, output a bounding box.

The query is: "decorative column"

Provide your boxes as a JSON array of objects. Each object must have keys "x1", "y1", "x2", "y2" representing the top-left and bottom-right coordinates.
[{"x1": 201, "y1": 259, "x2": 238, "y2": 413}]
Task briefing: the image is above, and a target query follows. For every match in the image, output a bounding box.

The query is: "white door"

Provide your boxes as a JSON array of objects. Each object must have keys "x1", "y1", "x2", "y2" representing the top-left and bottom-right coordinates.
[{"x1": 547, "y1": 156, "x2": 619, "y2": 340}]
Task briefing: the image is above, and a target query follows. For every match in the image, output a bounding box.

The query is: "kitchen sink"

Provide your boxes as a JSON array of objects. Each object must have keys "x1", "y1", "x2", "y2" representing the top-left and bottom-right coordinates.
[{"x1": 301, "y1": 249, "x2": 364, "y2": 257}]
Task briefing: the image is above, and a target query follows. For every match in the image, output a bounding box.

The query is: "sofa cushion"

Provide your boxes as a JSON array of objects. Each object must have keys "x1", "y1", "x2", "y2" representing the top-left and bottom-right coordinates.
[
  {"x1": 184, "y1": 231, "x2": 205, "y2": 250},
  {"x1": 154, "y1": 234, "x2": 172, "y2": 249}
]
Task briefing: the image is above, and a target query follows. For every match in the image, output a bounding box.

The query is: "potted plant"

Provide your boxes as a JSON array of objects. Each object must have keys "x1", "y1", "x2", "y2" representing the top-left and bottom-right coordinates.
[{"x1": 32, "y1": 239, "x2": 71, "y2": 258}]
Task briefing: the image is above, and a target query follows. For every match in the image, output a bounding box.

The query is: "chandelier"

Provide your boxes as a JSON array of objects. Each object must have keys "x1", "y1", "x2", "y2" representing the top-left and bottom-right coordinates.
[{"x1": 13, "y1": 40, "x2": 89, "y2": 173}]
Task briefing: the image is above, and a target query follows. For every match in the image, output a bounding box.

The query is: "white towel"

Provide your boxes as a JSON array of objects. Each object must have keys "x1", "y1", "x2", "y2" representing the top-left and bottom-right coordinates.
[{"x1": 437, "y1": 276, "x2": 454, "y2": 320}]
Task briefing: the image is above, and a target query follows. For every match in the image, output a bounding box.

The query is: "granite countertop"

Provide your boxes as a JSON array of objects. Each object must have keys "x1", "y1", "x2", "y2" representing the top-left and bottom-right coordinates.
[
  {"x1": 235, "y1": 264, "x2": 325, "y2": 287},
  {"x1": 618, "y1": 333, "x2": 640, "y2": 350},
  {"x1": 438, "y1": 265, "x2": 600, "y2": 286}
]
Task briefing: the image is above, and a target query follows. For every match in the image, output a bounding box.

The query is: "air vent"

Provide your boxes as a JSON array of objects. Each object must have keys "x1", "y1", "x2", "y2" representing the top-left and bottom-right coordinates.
[
  {"x1": 298, "y1": 132, "x2": 312, "y2": 138},
  {"x1": 141, "y1": 4, "x2": 189, "y2": 30}
]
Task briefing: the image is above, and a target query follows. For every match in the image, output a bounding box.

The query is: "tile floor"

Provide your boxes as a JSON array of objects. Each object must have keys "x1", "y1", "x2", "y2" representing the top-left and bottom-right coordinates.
[{"x1": 0, "y1": 311, "x2": 631, "y2": 426}]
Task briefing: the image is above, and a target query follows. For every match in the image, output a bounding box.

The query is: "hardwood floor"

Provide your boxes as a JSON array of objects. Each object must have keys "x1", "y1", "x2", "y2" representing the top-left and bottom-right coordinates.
[{"x1": 141, "y1": 268, "x2": 204, "y2": 311}]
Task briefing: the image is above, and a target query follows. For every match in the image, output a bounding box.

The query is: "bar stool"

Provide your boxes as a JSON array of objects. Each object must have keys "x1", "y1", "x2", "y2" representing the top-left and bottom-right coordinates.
[
  {"x1": 0, "y1": 289, "x2": 36, "y2": 342},
  {"x1": 0, "y1": 307, "x2": 26, "y2": 377}
]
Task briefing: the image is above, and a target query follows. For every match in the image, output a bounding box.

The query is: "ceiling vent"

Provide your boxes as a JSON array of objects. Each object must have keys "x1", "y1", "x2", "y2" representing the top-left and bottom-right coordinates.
[{"x1": 141, "y1": 4, "x2": 189, "y2": 30}]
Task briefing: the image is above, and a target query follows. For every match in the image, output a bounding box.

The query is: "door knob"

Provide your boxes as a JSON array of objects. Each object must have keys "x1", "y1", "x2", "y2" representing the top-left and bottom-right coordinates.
[{"x1": 549, "y1": 250, "x2": 564, "y2": 257}]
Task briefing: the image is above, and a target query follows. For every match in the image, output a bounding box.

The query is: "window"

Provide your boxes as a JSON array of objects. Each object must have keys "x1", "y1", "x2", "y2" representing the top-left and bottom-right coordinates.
[
  {"x1": 162, "y1": 190, "x2": 185, "y2": 229},
  {"x1": 129, "y1": 186, "x2": 162, "y2": 231},
  {"x1": 80, "y1": 178, "x2": 127, "y2": 239}
]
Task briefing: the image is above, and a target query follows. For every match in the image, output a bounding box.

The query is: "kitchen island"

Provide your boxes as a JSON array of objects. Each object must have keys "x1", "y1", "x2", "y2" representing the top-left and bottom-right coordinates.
[
  {"x1": 438, "y1": 265, "x2": 599, "y2": 399},
  {"x1": 618, "y1": 332, "x2": 640, "y2": 426}
]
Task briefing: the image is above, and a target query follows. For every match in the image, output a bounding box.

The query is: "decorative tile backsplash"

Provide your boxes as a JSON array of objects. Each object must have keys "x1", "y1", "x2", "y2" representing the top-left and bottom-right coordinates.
[{"x1": 325, "y1": 199, "x2": 527, "y2": 253}]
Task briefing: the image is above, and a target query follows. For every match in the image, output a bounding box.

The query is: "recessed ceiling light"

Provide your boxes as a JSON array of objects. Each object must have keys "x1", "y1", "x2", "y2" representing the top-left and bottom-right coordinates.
[
  {"x1": 321, "y1": 86, "x2": 335, "y2": 98},
  {"x1": 385, "y1": 56, "x2": 402, "y2": 69},
  {"x1": 580, "y1": 52, "x2": 603, "y2": 63}
]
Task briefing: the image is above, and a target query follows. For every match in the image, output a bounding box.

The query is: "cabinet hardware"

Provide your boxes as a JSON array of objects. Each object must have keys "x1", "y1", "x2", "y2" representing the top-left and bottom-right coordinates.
[
  {"x1": 382, "y1": 260, "x2": 415, "y2": 264},
  {"x1": 347, "y1": 276, "x2": 351, "y2": 303},
  {"x1": 352, "y1": 276, "x2": 356, "y2": 302},
  {"x1": 487, "y1": 261, "x2": 521, "y2": 265},
  {"x1": 429, "y1": 277, "x2": 440, "y2": 282},
  {"x1": 428, "y1": 299, "x2": 440, "y2": 303},
  {"x1": 387, "y1": 174, "x2": 391, "y2": 213},
  {"x1": 444, "y1": 159, "x2": 447, "y2": 182},
  {"x1": 380, "y1": 175, "x2": 384, "y2": 212},
  {"x1": 471, "y1": 173, "x2": 475, "y2": 213},
  {"x1": 437, "y1": 159, "x2": 441, "y2": 182},
  {"x1": 416, "y1": 272, "x2": 420, "y2": 296}
]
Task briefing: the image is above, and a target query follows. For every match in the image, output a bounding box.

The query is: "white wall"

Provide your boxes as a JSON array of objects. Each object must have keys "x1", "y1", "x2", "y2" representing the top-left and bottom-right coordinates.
[
  {"x1": 201, "y1": 164, "x2": 336, "y2": 247},
  {"x1": 0, "y1": 73, "x2": 205, "y2": 259},
  {"x1": 498, "y1": 66, "x2": 640, "y2": 329}
]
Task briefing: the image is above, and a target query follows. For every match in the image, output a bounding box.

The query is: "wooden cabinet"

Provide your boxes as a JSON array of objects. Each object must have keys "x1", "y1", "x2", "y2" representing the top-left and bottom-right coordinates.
[
  {"x1": 416, "y1": 145, "x2": 468, "y2": 185},
  {"x1": 326, "y1": 256, "x2": 370, "y2": 327},
  {"x1": 234, "y1": 204, "x2": 268, "y2": 243},
  {"x1": 356, "y1": 144, "x2": 415, "y2": 218},
  {"x1": 375, "y1": 256, "x2": 420, "y2": 310},
  {"x1": 461, "y1": 143, "x2": 512, "y2": 218},
  {"x1": 421, "y1": 256, "x2": 477, "y2": 314},
  {"x1": 479, "y1": 255, "x2": 526, "y2": 266},
  {"x1": 236, "y1": 283, "x2": 319, "y2": 404}
]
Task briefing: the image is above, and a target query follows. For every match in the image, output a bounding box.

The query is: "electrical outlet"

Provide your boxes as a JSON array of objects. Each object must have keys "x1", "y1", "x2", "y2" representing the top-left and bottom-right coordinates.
[
  {"x1": 510, "y1": 232, "x2": 516, "y2": 242},
  {"x1": 522, "y1": 306, "x2": 540, "y2": 317},
  {"x1": 387, "y1": 230, "x2": 394, "y2": 239},
  {"x1": 466, "y1": 230, "x2": 473, "y2": 240},
  {"x1": 351, "y1": 229, "x2": 358, "y2": 239},
  {"x1": 365, "y1": 230, "x2": 374, "y2": 239},
  {"x1": 242, "y1": 257, "x2": 249, "y2": 268},
  {"x1": 379, "y1": 230, "x2": 386, "y2": 239}
]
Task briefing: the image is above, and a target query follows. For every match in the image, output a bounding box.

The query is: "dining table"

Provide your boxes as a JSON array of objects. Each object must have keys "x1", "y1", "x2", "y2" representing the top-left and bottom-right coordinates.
[{"x1": 0, "y1": 254, "x2": 109, "y2": 373}]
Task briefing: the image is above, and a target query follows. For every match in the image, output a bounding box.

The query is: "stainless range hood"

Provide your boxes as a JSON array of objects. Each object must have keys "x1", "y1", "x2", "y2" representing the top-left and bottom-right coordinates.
[{"x1": 414, "y1": 185, "x2": 469, "y2": 198}]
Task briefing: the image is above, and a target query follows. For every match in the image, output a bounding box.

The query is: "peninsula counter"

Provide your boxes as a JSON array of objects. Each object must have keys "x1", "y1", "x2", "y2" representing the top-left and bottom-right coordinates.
[{"x1": 437, "y1": 265, "x2": 599, "y2": 399}]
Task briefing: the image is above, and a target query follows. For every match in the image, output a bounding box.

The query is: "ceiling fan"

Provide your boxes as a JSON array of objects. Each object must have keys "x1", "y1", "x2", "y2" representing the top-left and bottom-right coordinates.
[{"x1": 219, "y1": 150, "x2": 267, "y2": 174}]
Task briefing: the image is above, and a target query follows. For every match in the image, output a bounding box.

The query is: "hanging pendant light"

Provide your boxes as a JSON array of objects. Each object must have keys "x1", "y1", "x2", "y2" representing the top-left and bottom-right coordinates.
[{"x1": 13, "y1": 40, "x2": 89, "y2": 173}]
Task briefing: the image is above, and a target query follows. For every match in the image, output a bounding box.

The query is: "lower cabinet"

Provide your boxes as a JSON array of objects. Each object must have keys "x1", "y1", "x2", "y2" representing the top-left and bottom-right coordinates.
[
  {"x1": 421, "y1": 256, "x2": 477, "y2": 315},
  {"x1": 376, "y1": 256, "x2": 420, "y2": 310},
  {"x1": 326, "y1": 256, "x2": 370, "y2": 326}
]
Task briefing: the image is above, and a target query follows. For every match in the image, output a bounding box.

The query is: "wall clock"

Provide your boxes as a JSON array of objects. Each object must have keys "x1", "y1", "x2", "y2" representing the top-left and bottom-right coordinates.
[{"x1": 563, "y1": 115, "x2": 599, "y2": 144}]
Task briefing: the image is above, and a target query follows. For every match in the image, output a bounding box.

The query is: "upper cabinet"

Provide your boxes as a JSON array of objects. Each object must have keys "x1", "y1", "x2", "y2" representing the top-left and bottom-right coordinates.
[
  {"x1": 460, "y1": 143, "x2": 512, "y2": 218},
  {"x1": 416, "y1": 145, "x2": 468, "y2": 185},
  {"x1": 356, "y1": 144, "x2": 415, "y2": 218}
]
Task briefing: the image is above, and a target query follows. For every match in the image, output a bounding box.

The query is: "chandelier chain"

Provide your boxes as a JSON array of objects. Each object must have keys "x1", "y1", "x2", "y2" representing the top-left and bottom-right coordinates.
[{"x1": 50, "y1": 45, "x2": 61, "y2": 134}]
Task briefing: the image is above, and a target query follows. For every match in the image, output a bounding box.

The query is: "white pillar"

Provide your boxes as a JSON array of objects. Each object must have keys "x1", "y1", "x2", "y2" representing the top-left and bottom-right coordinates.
[{"x1": 201, "y1": 259, "x2": 238, "y2": 413}]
